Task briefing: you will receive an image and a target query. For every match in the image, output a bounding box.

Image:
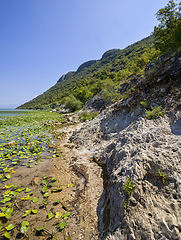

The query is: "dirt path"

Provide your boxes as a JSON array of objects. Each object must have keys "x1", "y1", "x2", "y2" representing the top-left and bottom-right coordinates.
[{"x1": 47, "y1": 123, "x2": 103, "y2": 239}]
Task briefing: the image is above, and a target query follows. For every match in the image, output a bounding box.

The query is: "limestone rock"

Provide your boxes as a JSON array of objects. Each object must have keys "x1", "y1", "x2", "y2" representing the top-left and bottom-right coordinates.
[{"x1": 70, "y1": 101, "x2": 181, "y2": 239}]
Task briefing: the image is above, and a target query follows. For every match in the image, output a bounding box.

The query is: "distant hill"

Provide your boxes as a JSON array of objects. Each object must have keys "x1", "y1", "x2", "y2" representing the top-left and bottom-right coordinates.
[{"x1": 17, "y1": 35, "x2": 157, "y2": 110}]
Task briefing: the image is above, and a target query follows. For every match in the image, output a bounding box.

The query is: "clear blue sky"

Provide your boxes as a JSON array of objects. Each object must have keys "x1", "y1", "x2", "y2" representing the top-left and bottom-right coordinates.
[{"x1": 0, "y1": 0, "x2": 169, "y2": 108}]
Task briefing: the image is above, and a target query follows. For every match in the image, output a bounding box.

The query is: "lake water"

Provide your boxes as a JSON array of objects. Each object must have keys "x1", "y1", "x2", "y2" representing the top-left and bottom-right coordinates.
[{"x1": 0, "y1": 109, "x2": 29, "y2": 116}]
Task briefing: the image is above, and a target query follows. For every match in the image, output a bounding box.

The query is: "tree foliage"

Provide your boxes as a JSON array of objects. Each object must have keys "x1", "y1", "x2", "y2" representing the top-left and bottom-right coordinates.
[
  {"x1": 65, "y1": 94, "x2": 82, "y2": 112},
  {"x1": 153, "y1": 0, "x2": 181, "y2": 53}
]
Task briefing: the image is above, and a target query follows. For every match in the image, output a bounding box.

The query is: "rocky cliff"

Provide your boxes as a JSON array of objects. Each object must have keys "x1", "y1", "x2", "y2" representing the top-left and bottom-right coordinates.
[
  {"x1": 57, "y1": 71, "x2": 75, "y2": 83},
  {"x1": 101, "y1": 49, "x2": 120, "y2": 59},
  {"x1": 69, "y1": 51, "x2": 181, "y2": 239}
]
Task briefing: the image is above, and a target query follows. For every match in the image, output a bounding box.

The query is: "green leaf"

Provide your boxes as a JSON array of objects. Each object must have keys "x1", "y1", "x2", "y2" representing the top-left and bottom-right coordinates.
[
  {"x1": 5, "y1": 223, "x2": 15, "y2": 230},
  {"x1": 5, "y1": 174, "x2": 11, "y2": 179},
  {"x1": 23, "y1": 210, "x2": 31, "y2": 217},
  {"x1": 5, "y1": 208, "x2": 13, "y2": 218},
  {"x1": 25, "y1": 188, "x2": 31, "y2": 193},
  {"x1": 4, "y1": 231, "x2": 11, "y2": 239},
  {"x1": 20, "y1": 225, "x2": 28, "y2": 234},
  {"x1": 51, "y1": 177, "x2": 57, "y2": 182},
  {"x1": 42, "y1": 200, "x2": 47, "y2": 205},
  {"x1": 67, "y1": 183, "x2": 74, "y2": 188},
  {"x1": 3, "y1": 197, "x2": 11, "y2": 202},
  {"x1": 43, "y1": 176, "x2": 49, "y2": 179},
  {"x1": 0, "y1": 212, "x2": 5, "y2": 217},
  {"x1": 62, "y1": 212, "x2": 70, "y2": 220},
  {"x1": 32, "y1": 209, "x2": 38, "y2": 214},
  {"x1": 32, "y1": 197, "x2": 39, "y2": 203},
  {"x1": 43, "y1": 192, "x2": 49, "y2": 198},
  {"x1": 37, "y1": 226, "x2": 46, "y2": 231},
  {"x1": 22, "y1": 221, "x2": 29, "y2": 226},
  {"x1": 55, "y1": 212, "x2": 62, "y2": 219},
  {"x1": 47, "y1": 212, "x2": 54, "y2": 220},
  {"x1": 59, "y1": 222, "x2": 67, "y2": 229},
  {"x1": 41, "y1": 180, "x2": 47, "y2": 184},
  {"x1": 28, "y1": 192, "x2": 34, "y2": 196},
  {"x1": 42, "y1": 186, "x2": 48, "y2": 193},
  {"x1": 16, "y1": 188, "x2": 25, "y2": 192},
  {"x1": 52, "y1": 187, "x2": 62, "y2": 192}
]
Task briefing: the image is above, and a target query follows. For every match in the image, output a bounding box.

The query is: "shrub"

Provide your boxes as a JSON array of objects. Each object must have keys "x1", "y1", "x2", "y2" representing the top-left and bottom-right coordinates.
[
  {"x1": 50, "y1": 102, "x2": 58, "y2": 109},
  {"x1": 65, "y1": 95, "x2": 83, "y2": 112},
  {"x1": 79, "y1": 110, "x2": 98, "y2": 122},
  {"x1": 122, "y1": 177, "x2": 135, "y2": 196},
  {"x1": 145, "y1": 106, "x2": 164, "y2": 119},
  {"x1": 140, "y1": 101, "x2": 148, "y2": 107}
]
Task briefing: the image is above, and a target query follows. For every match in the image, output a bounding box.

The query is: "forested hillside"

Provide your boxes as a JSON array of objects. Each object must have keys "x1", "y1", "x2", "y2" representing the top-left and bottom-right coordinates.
[{"x1": 17, "y1": 35, "x2": 159, "y2": 110}]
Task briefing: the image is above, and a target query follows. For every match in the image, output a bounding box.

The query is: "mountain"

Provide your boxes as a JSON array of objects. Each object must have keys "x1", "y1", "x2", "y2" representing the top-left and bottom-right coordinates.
[{"x1": 17, "y1": 35, "x2": 157, "y2": 109}]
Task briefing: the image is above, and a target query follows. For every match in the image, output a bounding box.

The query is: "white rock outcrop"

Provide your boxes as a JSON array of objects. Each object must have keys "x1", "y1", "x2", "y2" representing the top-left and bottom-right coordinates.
[{"x1": 70, "y1": 103, "x2": 181, "y2": 240}]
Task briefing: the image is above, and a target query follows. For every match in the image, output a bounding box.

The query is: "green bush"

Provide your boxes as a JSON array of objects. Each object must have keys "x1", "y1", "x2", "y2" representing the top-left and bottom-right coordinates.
[
  {"x1": 65, "y1": 95, "x2": 83, "y2": 112},
  {"x1": 140, "y1": 101, "x2": 148, "y2": 108},
  {"x1": 79, "y1": 110, "x2": 98, "y2": 122},
  {"x1": 122, "y1": 177, "x2": 135, "y2": 196},
  {"x1": 50, "y1": 102, "x2": 58, "y2": 109},
  {"x1": 145, "y1": 106, "x2": 164, "y2": 119}
]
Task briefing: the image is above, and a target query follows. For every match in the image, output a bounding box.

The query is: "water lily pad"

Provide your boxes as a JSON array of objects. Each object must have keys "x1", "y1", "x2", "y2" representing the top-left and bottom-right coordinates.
[
  {"x1": 55, "y1": 212, "x2": 62, "y2": 219},
  {"x1": 37, "y1": 226, "x2": 46, "y2": 231},
  {"x1": 25, "y1": 188, "x2": 31, "y2": 193},
  {"x1": 0, "y1": 212, "x2": 5, "y2": 217},
  {"x1": 47, "y1": 212, "x2": 54, "y2": 220},
  {"x1": 59, "y1": 222, "x2": 67, "y2": 229},
  {"x1": 32, "y1": 197, "x2": 39, "y2": 203},
  {"x1": 32, "y1": 209, "x2": 38, "y2": 214},
  {"x1": 5, "y1": 208, "x2": 13, "y2": 218},
  {"x1": 5, "y1": 174, "x2": 11, "y2": 179},
  {"x1": 4, "y1": 231, "x2": 11, "y2": 239},
  {"x1": 67, "y1": 183, "x2": 74, "y2": 188},
  {"x1": 5, "y1": 223, "x2": 15, "y2": 230},
  {"x1": 52, "y1": 187, "x2": 63, "y2": 192},
  {"x1": 62, "y1": 212, "x2": 70, "y2": 220},
  {"x1": 42, "y1": 186, "x2": 48, "y2": 193},
  {"x1": 43, "y1": 193, "x2": 49, "y2": 198},
  {"x1": 41, "y1": 180, "x2": 47, "y2": 184},
  {"x1": 20, "y1": 221, "x2": 29, "y2": 233}
]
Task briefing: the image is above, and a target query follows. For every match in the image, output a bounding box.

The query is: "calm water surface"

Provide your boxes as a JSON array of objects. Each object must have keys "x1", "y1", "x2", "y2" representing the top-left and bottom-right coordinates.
[{"x1": 0, "y1": 109, "x2": 29, "y2": 116}]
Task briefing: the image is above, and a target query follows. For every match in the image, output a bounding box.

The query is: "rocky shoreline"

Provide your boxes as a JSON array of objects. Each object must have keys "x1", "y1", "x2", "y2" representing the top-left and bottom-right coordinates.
[{"x1": 68, "y1": 102, "x2": 181, "y2": 239}]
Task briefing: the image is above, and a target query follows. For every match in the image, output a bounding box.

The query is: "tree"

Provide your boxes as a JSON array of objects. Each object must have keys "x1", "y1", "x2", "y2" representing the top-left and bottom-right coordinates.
[
  {"x1": 65, "y1": 94, "x2": 82, "y2": 112},
  {"x1": 153, "y1": 0, "x2": 181, "y2": 53}
]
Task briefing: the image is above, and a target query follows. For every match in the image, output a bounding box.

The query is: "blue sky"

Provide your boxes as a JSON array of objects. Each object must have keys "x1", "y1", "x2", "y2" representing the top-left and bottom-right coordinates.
[{"x1": 0, "y1": 0, "x2": 169, "y2": 108}]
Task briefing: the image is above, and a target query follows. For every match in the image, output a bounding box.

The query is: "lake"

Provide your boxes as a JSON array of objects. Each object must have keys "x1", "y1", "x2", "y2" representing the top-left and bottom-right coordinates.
[{"x1": 0, "y1": 109, "x2": 30, "y2": 116}]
